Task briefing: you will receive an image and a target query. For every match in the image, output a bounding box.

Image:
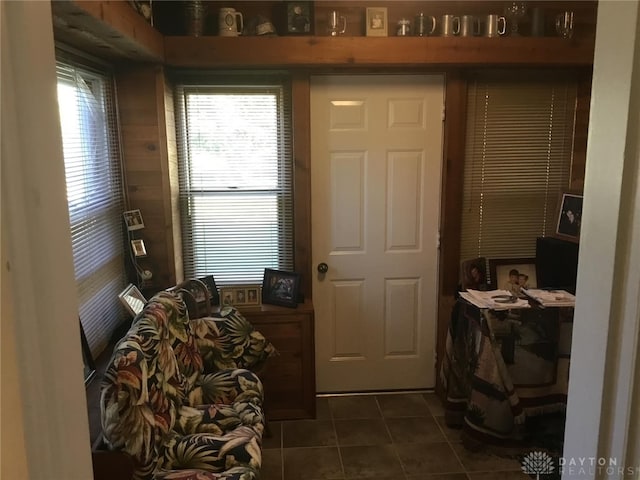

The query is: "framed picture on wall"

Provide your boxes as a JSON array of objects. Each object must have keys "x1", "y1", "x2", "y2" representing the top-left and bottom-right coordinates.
[
  {"x1": 123, "y1": 209, "x2": 145, "y2": 231},
  {"x1": 554, "y1": 191, "x2": 583, "y2": 242},
  {"x1": 131, "y1": 239, "x2": 147, "y2": 257}
]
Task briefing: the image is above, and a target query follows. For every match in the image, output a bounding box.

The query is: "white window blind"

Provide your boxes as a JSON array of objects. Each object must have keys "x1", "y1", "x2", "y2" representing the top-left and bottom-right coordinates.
[
  {"x1": 175, "y1": 78, "x2": 294, "y2": 285},
  {"x1": 460, "y1": 75, "x2": 577, "y2": 263},
  {"x1": 56, "y1": 60, "x2": 126, "y2": 357}
]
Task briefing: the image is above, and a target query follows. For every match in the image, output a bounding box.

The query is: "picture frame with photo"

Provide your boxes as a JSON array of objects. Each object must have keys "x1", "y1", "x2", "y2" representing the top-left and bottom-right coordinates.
[
  {"x1": 489, "y1": 258, "x2": 537, "y2": 297},
  {"x1": 131, "y1": 239, "x2": 147, "y2": 257},
  {"x1": 219, "y1": 285, "x2": 261, "y2": 307},
  {"x1": 118, "y1": 283, "x2": 147, "y2": 317},
  {"x1": 123, "y1": 209, "x2": 145, "y2": 231},
  {"x1": 366, "y1": 7, "x2": 388, "y2": 36},
  {"x1": 262, "y1": 268, "x2": 300, "y2": 308},
  {"x1": 554, "y1": 191, "x2": 583, "y2": 243},
  {"x1": 286, "y1": 1, "x2": 313, "y2": 34},
  {"x1": 197, "y1": 275, "x2": 220, "y2": 306}
]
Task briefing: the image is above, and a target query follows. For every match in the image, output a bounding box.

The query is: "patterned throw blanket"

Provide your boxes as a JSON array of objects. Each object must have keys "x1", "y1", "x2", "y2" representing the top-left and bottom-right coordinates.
[{"x1": 440, "y1": 300, "x2": 572, "y2": 453}]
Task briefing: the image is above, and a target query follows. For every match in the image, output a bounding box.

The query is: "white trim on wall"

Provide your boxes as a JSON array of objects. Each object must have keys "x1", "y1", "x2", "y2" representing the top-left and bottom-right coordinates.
[
  {"x1": 1, "y1": 2, "x2": 93, "y2": 478},
  {"x1": 563, "y1": 1, "x2": 640, "y2": 478}
]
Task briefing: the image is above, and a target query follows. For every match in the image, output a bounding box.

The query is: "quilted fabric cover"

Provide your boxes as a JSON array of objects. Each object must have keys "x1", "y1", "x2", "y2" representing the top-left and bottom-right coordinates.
[{"x1": 101, "y1": 292, "x2": 264, "y2": 480}]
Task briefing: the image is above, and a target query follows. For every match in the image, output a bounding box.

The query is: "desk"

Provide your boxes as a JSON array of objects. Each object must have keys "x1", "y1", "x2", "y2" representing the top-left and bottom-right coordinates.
[{"x1": 439, "y1": 299, "x2": 573, "y2": 450}]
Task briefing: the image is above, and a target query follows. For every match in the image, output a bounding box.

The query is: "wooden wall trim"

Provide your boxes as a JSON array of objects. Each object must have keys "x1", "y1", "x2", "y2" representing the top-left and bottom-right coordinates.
[{"x1": 292, "y1": 72, "x2": 313, "y2": 300}]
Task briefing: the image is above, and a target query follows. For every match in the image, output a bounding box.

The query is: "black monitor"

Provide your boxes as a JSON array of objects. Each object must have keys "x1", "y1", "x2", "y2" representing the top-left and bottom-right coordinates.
[{"x1": 535, "y1": 236, "x2": 579, "y2": 294}]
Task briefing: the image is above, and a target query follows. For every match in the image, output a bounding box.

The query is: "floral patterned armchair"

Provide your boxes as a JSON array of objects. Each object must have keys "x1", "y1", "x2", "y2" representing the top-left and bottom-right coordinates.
[{"x1": 100, "y1": 291, "x2": 276, "y2": 480}]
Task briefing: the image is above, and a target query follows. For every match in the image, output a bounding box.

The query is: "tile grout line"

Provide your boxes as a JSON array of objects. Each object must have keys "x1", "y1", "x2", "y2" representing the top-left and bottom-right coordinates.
[
  {"x1": 376, "y1": 394, "x2": 411, "y2": 480},
  {"x1": 429, "y1": 394, "x2": 469, "y2": 477},
  {"x1": 329, "y1": 397, "x2": 348, "y2": 480}
]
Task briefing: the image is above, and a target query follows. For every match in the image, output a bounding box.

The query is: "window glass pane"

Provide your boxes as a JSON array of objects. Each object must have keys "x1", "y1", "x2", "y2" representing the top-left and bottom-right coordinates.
[
  {"x1": 56, "y1": 60, "x2": 126, "y2": 357},
  {"x1": 176, "y1": 80, "x2": 294, "y2": 285}
]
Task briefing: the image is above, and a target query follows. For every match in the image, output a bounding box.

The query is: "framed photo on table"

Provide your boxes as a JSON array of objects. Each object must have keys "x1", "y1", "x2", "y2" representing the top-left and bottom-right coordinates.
[
  {"x1": 554, "y1": 191, "x2": 583, "y2": 243},
  {"x1": 366, "y1": 7, "x2": 388, "y2": 36},
  {"x1": 489, "y1": 258, "x2": 537, "y2": 297},
  {"x1": 118, "y1": 283, "x2": 147, "y2": 317},
  {"x1": 262, "y1": 268, "x2": 300, "y2": 308},
  {"x1": 219, "y1": 285, "x2": 261, "y2": 307},
  {"x1": 198, "y1": 275, "x2": 220, "y2": 306}
]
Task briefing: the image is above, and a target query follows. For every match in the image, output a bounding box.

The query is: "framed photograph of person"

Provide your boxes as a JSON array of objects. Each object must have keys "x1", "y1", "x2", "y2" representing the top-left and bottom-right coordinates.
[
  {"x1": 554, "y1": 191, "x2": 583, "y2": 243},
  {"x1": 489, "y1": 258, "x2": 537, "y2": 297},
  {"x1": 286, "y1": 1, "x2": 313, "y2": 34},
  {"x1": 123, "y1": 209, "x2": 145, "y2": 231},
  {"x1": 366, "y1": 7, "x2": 388, "y2": 36},
  {"x1": 262, "y1": 268, "x2": 300, "y2": 308},
  {"x1": 219, "y1": 285, "x2": 261, "y2": 307},
  {"x1": 131, "y1": 239, "x2": 147, "y2": 257},
  {"x1": 197, "y1": 275, "x2": 220, "y2": 306},
  {"x1": 118, "y1": 283, "x2": 147, "y2": 317}
]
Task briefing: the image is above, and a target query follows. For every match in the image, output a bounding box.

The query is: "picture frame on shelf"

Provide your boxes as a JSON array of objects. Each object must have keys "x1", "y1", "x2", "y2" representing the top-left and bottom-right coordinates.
[
  {"x1": 220, "y1": 285, "x2": 262, "y2": 307},
  {"x1": 118, "y1": 283, "x2": 147, "y2": 317},
  {"x1": 262, "y1": 268, "x2": 300, "y2": 308},
  {"x1": 286, "y1": 1, "x2": 313, "y2": 34},
  {"x1": 198, "y1": 275, "x2": 220, "y2": 306},
  {"x1": 131, "y1": 239, "x2": 147, "y2": 257},
  {"x1": 366, "y1": 7, "x2": 388, "y2": 37},
  {"x1": 489, "y1": 258, "x2": 537, "y2": 297},
  {"x1": 123, "y1": 209, "x2": 145, "y2": 231},
  {"x1": 554, "y1": 191, "x2": 583, "y2": 242}
]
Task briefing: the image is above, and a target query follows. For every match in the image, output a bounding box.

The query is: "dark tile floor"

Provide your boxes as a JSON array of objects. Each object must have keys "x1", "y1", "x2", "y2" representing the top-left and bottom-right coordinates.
[{"x1": 261, "y1": 393, "x2": 530, "y2": 480}]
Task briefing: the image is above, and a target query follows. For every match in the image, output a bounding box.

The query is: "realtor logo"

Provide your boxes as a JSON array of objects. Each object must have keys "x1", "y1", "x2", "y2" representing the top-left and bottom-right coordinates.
[{"x1": 522, "y1": 451, "x2": 555, "y2": 479}]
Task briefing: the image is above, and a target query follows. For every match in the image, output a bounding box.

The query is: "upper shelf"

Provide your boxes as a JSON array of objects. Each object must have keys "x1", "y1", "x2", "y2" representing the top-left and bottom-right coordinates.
[
  {"x1": 164, "y1": 35, "x2": 595, "y2": 68},
  {"x1": 51, "y1": 1, "x2": 596, "y2": 68}
]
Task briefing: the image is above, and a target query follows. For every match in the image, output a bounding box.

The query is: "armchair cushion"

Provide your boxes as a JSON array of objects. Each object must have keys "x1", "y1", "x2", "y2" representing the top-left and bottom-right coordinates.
[{"x1": 190, "y1": 307, "x2": 277, "y2": 374}]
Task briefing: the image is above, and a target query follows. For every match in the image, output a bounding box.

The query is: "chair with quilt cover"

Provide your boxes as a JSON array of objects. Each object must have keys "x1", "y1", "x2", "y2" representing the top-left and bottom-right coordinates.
[{"x1": 100, "y1": 291, "x2": 274, "y2": 480}]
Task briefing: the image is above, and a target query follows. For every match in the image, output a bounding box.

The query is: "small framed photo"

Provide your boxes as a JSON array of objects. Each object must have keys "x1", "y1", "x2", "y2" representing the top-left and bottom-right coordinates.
[
  {"x1": 198, "y1": 275, "x2": 220, "y2": 306},
  {"x1": 286, "y1": 1, "x2": 313, "y2": 34},
  {"x1": 489, "y1": 258, "x2": 538, "y2": 297},
  {"x1": 219, "y1": 285, "x2": 261, "y2": 307},
  {"x1": 366, "y1": 7, "x2": 388, "y2": 37},
  {"x1": 131, "y1": 239, "x2": 147, "y2": 257},
  {"x1": 262, "y1": 268, "x2": 300, "y2": 308},
  {"x1": 123, "y1": 209, "x2": 144, "y2": 231},
  {"x1": 118, "y1": 283, "x2": 147, "y2": 317},
  {"x1": 555, "y1": 191, "x2": 583, "y2": 242}
]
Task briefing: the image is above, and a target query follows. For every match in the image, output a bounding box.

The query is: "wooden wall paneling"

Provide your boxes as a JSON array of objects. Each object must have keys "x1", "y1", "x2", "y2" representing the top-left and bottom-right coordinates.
[
  {"x1": 435, "y1": 70, "x2": 468, "y2": 395},
  {"x1": 292, "y1": 72, "x2": 313, "y2": 301},
  {"x1": 116, "y1": 65, "x2": 176, "y2": 291},
  {"x1": 571, "y1": 69, "x2": 593, "y2": 192},
  {"x1": 162, "y1": 77, "x2": 184, "y2": 284}
]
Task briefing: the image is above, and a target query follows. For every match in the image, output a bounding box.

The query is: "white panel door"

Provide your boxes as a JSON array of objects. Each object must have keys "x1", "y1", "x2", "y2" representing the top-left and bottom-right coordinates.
[{"x1": 311, "y1": 75, "x2": 445, "y2": 392}]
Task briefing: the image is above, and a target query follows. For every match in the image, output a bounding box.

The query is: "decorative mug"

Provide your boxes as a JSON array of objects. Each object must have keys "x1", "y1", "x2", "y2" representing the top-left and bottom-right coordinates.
[
  {"x1": 556, "y1": 11, "x2": 574, "y2": 39},
  {"x1": 415, "y1": 13, "x2": 436, "y2": 36},
  {"x1": 328, "y1": 10, "x2": 347, "y2": 36},
  {"x1": 218, "y1": 7, "x2": 243, "y2": 36},
  {"x1": 484, "y1": 14, "x2": 506, "y2": 37},
  {"x1": 460, "y1": 15, "x2": 481, "y2": 37},
  {"x1": 441, "y1": 14, "x2": 460, "y2": 37}
]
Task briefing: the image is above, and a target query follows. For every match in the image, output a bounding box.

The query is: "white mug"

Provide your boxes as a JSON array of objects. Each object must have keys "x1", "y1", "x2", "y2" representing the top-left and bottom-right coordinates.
[
  {"x1": 219, "y1": 7, "x2": 243, "y2": 36},
  {"x1": 484, "y1": 14, "x2": 506, "y2": 37}
]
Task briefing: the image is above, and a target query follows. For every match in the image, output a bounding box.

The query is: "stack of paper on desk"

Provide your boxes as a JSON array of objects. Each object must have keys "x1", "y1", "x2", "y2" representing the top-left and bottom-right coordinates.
[
  {"x1": 459, "y1": 289, "x2": 531, "y2": 310},
  {"x1": 521, "y1": 288, "x2": 576, "y2": 307}
]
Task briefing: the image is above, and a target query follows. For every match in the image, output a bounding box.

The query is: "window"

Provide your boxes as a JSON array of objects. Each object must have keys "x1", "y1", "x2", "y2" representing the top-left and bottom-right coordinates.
[
  {"x1": 175, "y1": 77, "x2": 294, "y2": 285},
  {"x1": 460, "y1": 74, "x2": 577, "y2": 264},
  {"x1": 56, "y1": 59, "x2": 126, "y2": 357}
]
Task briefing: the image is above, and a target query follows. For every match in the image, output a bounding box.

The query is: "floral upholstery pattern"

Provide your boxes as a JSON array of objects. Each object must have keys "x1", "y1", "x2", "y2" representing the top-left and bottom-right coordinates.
[
  {"x1": 190, "y1": 306, "x2": 277, "y2": 374},
  {"x1": 101, "y1": 292, "x2": 267, "y2": 480}
]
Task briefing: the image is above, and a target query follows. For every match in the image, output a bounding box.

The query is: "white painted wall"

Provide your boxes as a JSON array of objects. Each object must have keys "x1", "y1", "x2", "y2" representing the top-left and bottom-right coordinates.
[
  {"x1": 563, "y1": 1, "x2": 640, "y2": 477},
  {"x1": 1, "y1": 1, "x2": 93, "y2": 478}
]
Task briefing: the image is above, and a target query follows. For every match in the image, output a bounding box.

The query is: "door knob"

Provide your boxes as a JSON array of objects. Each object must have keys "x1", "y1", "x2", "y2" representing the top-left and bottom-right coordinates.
[{"x1": 317, "y1": 262, "x2": 329, "y2": 273}]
